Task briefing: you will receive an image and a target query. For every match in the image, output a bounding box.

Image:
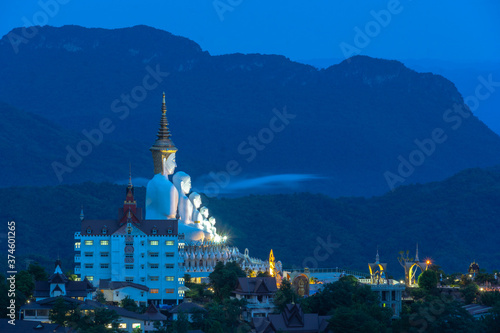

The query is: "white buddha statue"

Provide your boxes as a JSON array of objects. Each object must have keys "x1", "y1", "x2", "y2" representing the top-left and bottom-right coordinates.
[
  {"x1": 199, "y1": 207, "x2": 210, "y2": 230},
  {"x1": 189, "y1": 192, "x2": 202, "y2": 224},
  {"x1": 145, "y1": 153, "x2": 179, "y2": 219},
  {"x1": 172, "y1": 171, "x2": 194, "y2": 224}
]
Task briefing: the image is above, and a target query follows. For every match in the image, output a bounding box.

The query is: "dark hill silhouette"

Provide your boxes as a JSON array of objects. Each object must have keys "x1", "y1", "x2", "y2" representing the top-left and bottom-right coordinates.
[
  {"x1": 1, "y1": 167, "x2": 499, "y2": 275},
  {"x1": 1, "y1": 25, "x2": 500, "y2": 196}
]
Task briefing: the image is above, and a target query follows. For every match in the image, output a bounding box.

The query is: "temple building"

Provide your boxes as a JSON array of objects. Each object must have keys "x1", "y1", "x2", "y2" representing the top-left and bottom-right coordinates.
[{"x1": 75, "y1": 94, "x2": 271, "y2": 304}]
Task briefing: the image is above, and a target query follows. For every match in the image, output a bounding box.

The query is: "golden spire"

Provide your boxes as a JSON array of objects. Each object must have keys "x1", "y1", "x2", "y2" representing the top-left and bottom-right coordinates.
[{"x1": 150, "y1": 93, "x2": 177, "y2": 175}]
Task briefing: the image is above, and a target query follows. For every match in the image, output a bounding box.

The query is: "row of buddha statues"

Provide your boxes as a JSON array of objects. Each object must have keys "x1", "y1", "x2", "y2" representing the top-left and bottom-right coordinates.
[
  {"x1": 179, "y1": 243, "x2": 270, "y2": 273},
  {"x1": 145, "y1": 153, "x2": 219, "y2": 241}
]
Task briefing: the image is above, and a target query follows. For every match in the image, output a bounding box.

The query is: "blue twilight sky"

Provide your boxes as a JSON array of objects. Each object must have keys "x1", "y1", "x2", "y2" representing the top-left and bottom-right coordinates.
[{"x1": 1, "y1": 0, "x2": 499, "y2": 63}]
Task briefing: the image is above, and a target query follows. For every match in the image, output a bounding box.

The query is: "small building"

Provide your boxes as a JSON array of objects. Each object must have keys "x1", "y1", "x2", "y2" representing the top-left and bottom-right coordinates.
[
  {"x1": 19, "y1": 296, "x2": 167, "y2": 333},
  {"x1": 253, "y1": 303, "x2": 330, "y2": 333},
  {"x1": 233, "y1": 277, "x2": 277, "y2": 321},
  {"x1": 0, "y1": 318, "x2": 66, "y2": 333},
  {"x1": 99, "y1": 279, "x2": 149, "y2": 306},
  {"x1": 169, "y1": 299, "x2": 207, "y2": 322},
  {"x1": 462, "y1": 304, "x2": 492, "y2": 319},
  {"x1": 143, "y1": 303, "x2": 168, "y2": 332},
  {"x1": 34, "y1": 260, "x2": 94, "y2": 302}
]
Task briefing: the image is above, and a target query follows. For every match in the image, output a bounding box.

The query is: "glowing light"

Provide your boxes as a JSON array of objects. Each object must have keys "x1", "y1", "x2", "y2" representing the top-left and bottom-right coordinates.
[
  {"x1": 426, "y1": 260, "x2": 431, "y2": 265},
  {"x1": 214, "y1": 235, "x2": 221, "y2": 243},
  {"x1": 223, "y1": 236, "x2": 227, "y2": 241}
]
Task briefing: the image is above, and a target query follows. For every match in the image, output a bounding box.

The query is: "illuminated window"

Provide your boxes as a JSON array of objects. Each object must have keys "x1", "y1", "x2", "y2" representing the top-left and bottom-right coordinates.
[
  {"x1": 150, "y1": 289, "x2": 159, "y2": 294},
  {"x1": 84, "y1": 252, "x2": 93, "y2": 257},
  {"x1": 165, "y1": 276, "x2": 174, "y2": 281},
  {"x1": 132, "y1": 323, "x2": 141, "y2": 329},
  {"x1": 100, "y1": 264, "x2": 109, "y2": 269},
  {"x1": 125, "y1": 265, "x2": 134, "y2": 269},
  {"x1": 75, "y1": 242, "x2": 81, "y2": 249},
  {"x1": 150, "y1": 252, "x2": 159, "y2": 257},
  {"x1": 84, "y1": 240, "x2": 93, "y2": 246},
  {"x1": 84, "y1": 264, "x2": 93, "y2": 269},
  {"x1": 100, "y1": 240, "x2": 109, "y2": 246},
  {"x1": 165, "y1": 264, "x2": 174, "y2": 269},
  {"x1": 150, "y1": 276, "x2": 159, "y2": 281},
  {"x1": 165, "y1": 289, "x2": 174, "y2": 294},
  {"x1": 150, "y1": 240, "x2": 159, "y2": 246},
  {"x1": 165, "y1": 252, "x2": 174, "y2": 257},
  {"x1": 118, "y1": 323, "x2": 127, "y2": 329},
  {"x1": 100, "y1": 252, "x2": 109, "y2": 257},
  {"x1": 86, "y1": 276, "x2": 94, "y2": 281},
  {"x1": 166, "y1": 241, "x2": 174, "y2": 246}
]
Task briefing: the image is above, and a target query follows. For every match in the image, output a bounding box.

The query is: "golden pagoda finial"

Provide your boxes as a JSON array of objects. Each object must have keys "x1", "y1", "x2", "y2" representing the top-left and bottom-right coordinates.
[
  {"x1": 162, "y1": 92, "x2": 166, "y2": 113},
  {"x1": 150, "y1": 93, "x2": 177, "y2": 175},
  {"x1": 269, "y1": 249, "x2": 275, "y2": 277}
]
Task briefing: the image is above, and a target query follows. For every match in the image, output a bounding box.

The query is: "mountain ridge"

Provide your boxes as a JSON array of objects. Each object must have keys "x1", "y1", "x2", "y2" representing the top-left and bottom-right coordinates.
[{"x1": 1, "y1": 25, "x2": 500, "y2": 197}]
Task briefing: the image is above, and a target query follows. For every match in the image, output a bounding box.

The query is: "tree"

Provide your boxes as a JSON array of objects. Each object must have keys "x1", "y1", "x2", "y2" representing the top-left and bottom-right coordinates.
[
  {"x1": 28, "y1": 262, "x2": 48, "y2": 281},
  {"x1": 95, "y1": 290, "x2": 107, "y2": 304},
  {"x1": 69, "y1": 306, "x2": 121, "y2": 333},
  {"x1": 300, "y1": 276, "x2": 392, "y2": 331},
  {"x1": 49, "y1": 297, "x2": 71, "y2": 327},
  {"x1": 394, "y1": 295, "x2": 477, "y2": 333},
  {"x1": 273, "y1": 279, "x2": 297, "y2": 312},
  {"x1": 257, "y1": 271, "x2": 271, "y2": 277},
  {"x1": 16, "y1": 270, "x2": 34, "y2": 299},
  {"x1": 65, "y1": 270, "x2": 78, "y2": 281},
  {"x1": 461, "y1": 283, "x2": 479, "y2": 304},
  {"x1": 120, "y1": 295, "x2": 139, "y2": 313},
  {"x1": 171, "y1": 312, "x2": 190, "y2": 333},
  {"x1": 481, "y1": 290, "x2": 500, "y2": 307},
  {"x1": 418, "y1": 270, "x2": 438, "y2": 291},
  {"x1": 209, "y1": 262, "x2": 245, "y2": 301}
]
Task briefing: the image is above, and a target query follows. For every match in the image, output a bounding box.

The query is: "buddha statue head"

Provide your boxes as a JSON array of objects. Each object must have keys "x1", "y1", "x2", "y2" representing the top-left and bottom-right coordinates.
[
  {"x1": 162, "y1": 153, "x2": 177, "y2": 176},
  {"x1": 200, "y1": 207, "x2": 209, "y2": 219},
  {"x1": 189, "y1": 192, "x2": 202, "y2": 209},
  {"x1": 173, "y1": 171, "x2": 191, "y2": 196},
  {"x1": 209, "y1": 216, "x2": 216, "y2": 225}
]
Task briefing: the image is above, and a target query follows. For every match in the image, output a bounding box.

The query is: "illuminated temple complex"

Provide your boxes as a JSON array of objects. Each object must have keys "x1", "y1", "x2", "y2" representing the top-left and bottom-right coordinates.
[{"x1": 74, "y1": 94, "x2": 276, "y2": 305}]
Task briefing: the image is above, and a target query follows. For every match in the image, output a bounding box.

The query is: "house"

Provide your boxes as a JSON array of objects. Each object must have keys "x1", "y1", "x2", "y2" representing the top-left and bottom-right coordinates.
[
  {"x1": 253, "y1": 303, "x2": 331, "y2": 333},
  {"x1": 169, "y1": 299, "x2": 207, "y2": 322},
  {"x1": 0, "y1": 318, "x2": 67, "y2": 333},
  {"x1": 19, "y1": 296, "x2": 167, "y2": 333},
  {"x1": 99, "y1": 279, "x2": 149, "y2": 306},
  {"x1": 232, "y1": 277, "x2": 278, "y2": 321},
  {"x1": 143, "y1": 303, "x2": 168, "y2": 332},
  {"x1": 34, "y1": 260, "x2": 94, "y2": 302}
]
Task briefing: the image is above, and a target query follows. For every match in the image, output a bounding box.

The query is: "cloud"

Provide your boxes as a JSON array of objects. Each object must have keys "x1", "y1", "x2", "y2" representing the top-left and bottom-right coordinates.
[{"x1": 193, "y1": 173, "x2": 325, "y2": 195}]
